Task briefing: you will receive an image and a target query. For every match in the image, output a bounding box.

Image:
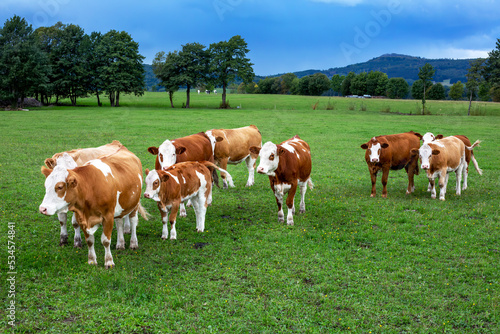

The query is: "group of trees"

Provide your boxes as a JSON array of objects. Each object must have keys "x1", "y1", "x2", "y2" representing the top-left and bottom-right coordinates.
[
  {"x1": 250, "y1": 72, "x2": 331, "y2": 96},
  {"x1": 152, "y1": 35, "x2": 254, "y2": 108},
  {"x1": 0, "y1": 15, "x2": 145, "y2": 108}
]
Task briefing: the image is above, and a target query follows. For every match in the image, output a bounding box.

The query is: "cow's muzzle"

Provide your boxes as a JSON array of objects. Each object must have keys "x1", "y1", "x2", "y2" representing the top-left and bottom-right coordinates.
[
  {"x1": 144, "y1": 193, "x2": 151, "y2": 199},
  {"x1": 39, "y1": 206, "x2": 49, "y2": 215},
  {"x1": 257, "y1": 167, "x2": 265, "y2": 174}
]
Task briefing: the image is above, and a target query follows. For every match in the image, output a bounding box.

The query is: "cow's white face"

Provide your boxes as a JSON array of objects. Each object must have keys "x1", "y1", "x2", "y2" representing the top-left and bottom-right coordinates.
[
  {"x1": 422, "y1": 132, "x2": 435, "y2": 144},
  {"x1": 256, "y1": 142, "x2": 279, "y2": 176},
  {"x1": 40, "y1": 166, "x2": 70, "y2": 215},
  {"x1": 367, "y1": 142, "x2": 382, "y2": 163},
  {"x1": 158, "y1": 140, "x2": 177, "y2": 170},
  {"x1": 144, "y1": 170, "x2": 161, "y2": 201},
  {"x1": 419, "y1": 144, "x2": 433, "y2": 170}
]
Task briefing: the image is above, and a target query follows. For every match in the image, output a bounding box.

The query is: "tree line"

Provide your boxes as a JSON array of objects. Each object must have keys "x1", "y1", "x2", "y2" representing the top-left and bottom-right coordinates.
[{"x1": 0, "y1": 16, "x2": 145, "y2": 109}]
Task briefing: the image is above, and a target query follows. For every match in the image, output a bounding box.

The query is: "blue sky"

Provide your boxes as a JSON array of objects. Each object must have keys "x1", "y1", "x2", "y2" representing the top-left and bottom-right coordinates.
[{"x1": 1, "y1": 0, "x2": 499, "y2": 75}]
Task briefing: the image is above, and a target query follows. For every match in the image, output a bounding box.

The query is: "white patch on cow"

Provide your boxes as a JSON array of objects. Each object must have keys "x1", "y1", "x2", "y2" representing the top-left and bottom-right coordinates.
[
  {"x1": 40, "y1": 166, "x2": 70, "y2": 215},
  {"x1": 158, "y1": 139, "x2": 177, "y2": 170},
  {"x1": 138, "y1": 173, "x2": 142, "y2": 184},
  {"x1": 86, "y1": 224, "x2": 100, "y2": 235},
  {"x1": 281, "y1": 142, "x2": 295, "y2": 153},
  {"x1": 167, "y1": 172, "x2": 179, "y2": 184},
  {"x1": 433, "y1": 140, "x2": 445, "y2": 148},
  {"x1": 422, "y1": 132, "x2": 435, "y2": 144},
  {"x1": 256, "y1": 141, "x2": 279, "y2": 176},
  {"x1": 181, "y1": 175, "x2": 186, "y2": 184},
  {"x1": 88, "y1": 159, "x2": 114, "y2": 178},
  {"x1": 57, "y1": 153, "x2": 78, "y2": 169},
  {"x1": 205, "y1": 130, "x2": 217, "y2": 154},
  {"x1": 368, "y1": 142, "x2": 382, "y2": 162},
  {"x1": 114, "y1": 191, "x2": 123, "y2": 217},
  {"x1": 144, "y1": 170, "x2": 161, "y2": 201}
]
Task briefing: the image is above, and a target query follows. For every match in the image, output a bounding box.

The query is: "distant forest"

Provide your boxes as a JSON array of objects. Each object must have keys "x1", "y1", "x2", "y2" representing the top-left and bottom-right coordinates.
[{"x1": 144, "y1": 53, "x2": 475, "y2": 91}]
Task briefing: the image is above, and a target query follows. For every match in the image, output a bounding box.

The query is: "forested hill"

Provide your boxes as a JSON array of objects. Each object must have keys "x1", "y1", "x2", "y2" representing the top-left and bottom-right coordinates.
[
  {"x1": 292, "y1": 54, "x2": 474, "y2": 84},
  {"x1": 144, "y1": 53, "x2": 476, "y2": 89}
]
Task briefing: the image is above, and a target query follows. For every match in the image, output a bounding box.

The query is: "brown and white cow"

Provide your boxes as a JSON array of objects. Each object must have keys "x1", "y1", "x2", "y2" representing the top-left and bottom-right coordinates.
[
  {"x1": 39, "y1": 146, "x2": 148, "y2": 268},
  {"x1": 360, "y1": 131, "x2": 422, "y2": 198},
  {"x1": 143, "y1": 161, "x2": 232, "y2": 240},
  {"x1": 422, "y1": 132, "x2": 482, "y2": 191},
  {"x1": 148, "y1": 132, "x2": 215, "y2": 217},
  {"x1": 249, "y1": 135, "x2": 313, "y2": 225},
  {"x1": 411, "y1": 136, "x2": 481, "y2": 201},
  {"x1": 44, "y1": 140, "x2": 124, "y2": 248},
  {"x1": 205, "y1": 125, "x2": 262, "y2": 189}
]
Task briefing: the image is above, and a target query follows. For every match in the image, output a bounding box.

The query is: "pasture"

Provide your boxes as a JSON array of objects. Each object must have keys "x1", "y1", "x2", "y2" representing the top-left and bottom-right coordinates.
[{"x1": 1, "y1": 92, "x2": 499, "y2": 333}]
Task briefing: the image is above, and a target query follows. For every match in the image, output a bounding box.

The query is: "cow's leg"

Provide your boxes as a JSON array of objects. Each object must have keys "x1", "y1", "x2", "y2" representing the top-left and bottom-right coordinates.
[
  {"x1": 58, "y1": 211, "x2": 68, "y2": 246},
  {"x1": 462, "y1": 162, "x2": 469, "y2": 191},
  {"x1": 159, "y1": 204, "x2": 170, "y2": 240},
  {"x1": 123, "y1": 215, "x2": 131, "y2": 234},
  {"x1": 219, "y1": 157, "x2": 231, "y2": 189},
  {"x1": 298, "y1": 180, "x2": 308, "y2": 213},
  {"x1": 129, "y1": 212, "x2": 139, "y2": 249},
  {"x1": 285, "y1": 183, "x2": 298, "y2": 225},
  {"x1": 192, "y1": 195, "x2": 207, "y2": 232},
  {"x1": 429, "y1": 177, "x2": 437, "y2": 199},
  {"x1": 405, "y1": 164, "x2": 416, "y2": 194},
  {"x1": 179, "y1": 203, "x2": 187, "y2": 217},
  {"x1": 245, "y1": 155, "x2": 257, "y2": 187},
  {"x1": 274, "y1": 187, "x2": 284, "y2": 223},
  {"x1": 427, "y1": 181, "x2": 433, "y2": 192},
  {"x1": 455, "y1": 165, "x2": 463, "y2": 196},
  {"x1": 115, "y1": 217, "x2": 125, "y2": 250},
  {"x1": 169, "y1": 204, "x2": 180, "y2": 240},
  {"x1": 439, "y1": 170, "x2": 448, "y2": 201},
  {"x1": 84, "y1": 230, "x2": 97, "y2": 266},
  {"x1": 381, "y1": 167, "x2": 390, "y2": 198},
  {"x1": 369, "y1": 168, "x2": 377, "y2": 197},
  {"x1": 71, "y1": 214, "x2": 82, "y2": 248},
  {"x1": 101, "y1": 215, "x2": 115, "y2": 268}
]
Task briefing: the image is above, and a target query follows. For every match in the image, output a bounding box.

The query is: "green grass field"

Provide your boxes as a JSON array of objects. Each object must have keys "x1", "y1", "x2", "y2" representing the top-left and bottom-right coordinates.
[{"x1": 1, "y1": 92, "x2": 499, "y2": 333}]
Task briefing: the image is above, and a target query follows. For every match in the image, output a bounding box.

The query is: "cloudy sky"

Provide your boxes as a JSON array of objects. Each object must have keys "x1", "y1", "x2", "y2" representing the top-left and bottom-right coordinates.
[{"x1": 1, "y1": 0, "x2": 499, "y2": 75}]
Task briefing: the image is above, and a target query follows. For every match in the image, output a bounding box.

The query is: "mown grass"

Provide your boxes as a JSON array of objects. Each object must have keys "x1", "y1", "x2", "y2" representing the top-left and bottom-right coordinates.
[{"x1": 1, "y1": 93, "x2": 499, "y2": 333}]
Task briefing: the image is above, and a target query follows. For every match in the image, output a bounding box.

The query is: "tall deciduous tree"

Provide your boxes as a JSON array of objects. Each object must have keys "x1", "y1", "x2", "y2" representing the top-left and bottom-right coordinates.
[
  {"x1": 466, "y1": 58, "x2": 485, "y2": 115},
  {"x1": 0, "y1": 15, "x2": 49, "y2": 109},
  {"x1": 417, "y1": 63, "x2": 435, "y2": 114},
  {"x1": 97, "y1": 30, "x2": 145, "y2": 107},
  {"x1": 209, "y1": 35, "x2": 254, "y2": 108},
  {"x1": 152, "y1": 50, "x2": 180, "y2": 108},
  {"x1": 341, "y1": 72, "x2": 356, "y2": 96},
  {"x1": 427, "y1": 83, "x2": 446, "y2": 100},
  {"x1": 177, "y1": 42, "x2": 208, "y2": 108},
  {"x1": 330, "y1": 74, "x2": 344, "y2": 96},
  {"x1": 484, "y1": 38, "x2": 500, "y2": 102}
]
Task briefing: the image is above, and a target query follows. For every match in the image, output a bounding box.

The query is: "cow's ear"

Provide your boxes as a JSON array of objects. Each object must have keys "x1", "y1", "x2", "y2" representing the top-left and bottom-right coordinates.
[
  {"x1": 45, "y1": 158, "x2": 56, "y2": 169},
  {"x1": 215, "y1": 136, "x2": 223, "y2": 142},
  {"x1": 145, "y1": 168, "x2": 150, "y2": 176},
  {"x1": 159, "y1": 171, "x2": 169, "y2": 182},
  {"x1": 410, "y1": 148, "x2": 419, "y2": 156},
  {"x1": 435, "y1": 134, "x2": 444, "y2": 139},
  {"x1": 249, "y1": 146, "x2": 261, "y2": 155},
  {"x1": 360, "y1": 143, "x2": 368, "y2": 150},
  {"x1": 67, "y1": 175, "x2": 77, "y2": 188},
  {"x1": 432, "y1": 149, "x2": 440, "y2": 155},
  {"x1": 148, "y1": 146, "x2": 159, "y2": 155},
  {"x1": 41, "y1": 166, "x2": 52, "y2": 178},
  {"x1": 413, "y1": 132, "x2": 423, "y2": 139},
  {"x1": 277, "y1": 146, "x2": 287, "y2": 156},
  {"x1": 175, "y1": 146, "x2": 186, "y2": 155},
  {"x1": 381, "y1": 143, "x2": 389, "y2": 149}
]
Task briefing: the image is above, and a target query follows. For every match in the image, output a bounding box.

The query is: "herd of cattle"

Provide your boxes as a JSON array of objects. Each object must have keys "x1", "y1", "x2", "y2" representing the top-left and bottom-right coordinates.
[{"x1": 38, "y1": 126, "x2": 481, "y2": 268}]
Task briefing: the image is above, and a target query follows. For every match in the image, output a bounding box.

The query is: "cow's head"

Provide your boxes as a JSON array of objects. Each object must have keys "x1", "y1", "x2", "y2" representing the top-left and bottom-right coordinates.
[
  {"x1": 411, "y1": 144, "x2": 440, "y2": 170},
  {"x1": 39, "y1": 165, "x2": 77, "y2": 215},
  {"x1": 360, "y1": 137, "x2": 389, "y2": 163},
  {"x1": 148, "y1": 139, "x2": 186, "y2": 171},
  {"x1": 422, "y1": 132, "x2": 435, "y2": 144},
  {"x1": 144, "y1": 169, "x2": 169, "y2": 201},
  {"x1": 250, "y1": 141, "x2": 286, "y2": 176}
]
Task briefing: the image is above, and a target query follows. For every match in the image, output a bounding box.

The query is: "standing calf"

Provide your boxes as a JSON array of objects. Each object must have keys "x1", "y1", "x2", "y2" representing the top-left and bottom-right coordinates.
[{"x1": 250, "y1": 135, "x2": 313, "y2": 225}]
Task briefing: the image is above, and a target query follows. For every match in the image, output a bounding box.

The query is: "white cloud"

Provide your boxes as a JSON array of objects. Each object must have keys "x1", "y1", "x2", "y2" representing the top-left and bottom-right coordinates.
[
  {"x1": 309, "y1": 0, "x2": 364, "y2": 6},
  {"x1": 423, "y1": 47, "x2": 489, "y2": 60}
]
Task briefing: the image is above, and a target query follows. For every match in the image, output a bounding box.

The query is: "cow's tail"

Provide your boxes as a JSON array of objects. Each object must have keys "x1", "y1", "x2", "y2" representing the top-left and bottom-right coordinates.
[
  {"x1": 307, "y1": 178, "x2": 314, "y2": 190},
  {"x1": 201, "y1": 161, "x2": 233, "y2": 188},
  {"x1": 466, "y1": 140, "x2": 481, "y2": 151},
  {"x1": 470, "y1": 154, "x2": 483, "y2": 176},
  {"x1": 138, "y1": 203, "x2": 150, "y2": 221}
]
